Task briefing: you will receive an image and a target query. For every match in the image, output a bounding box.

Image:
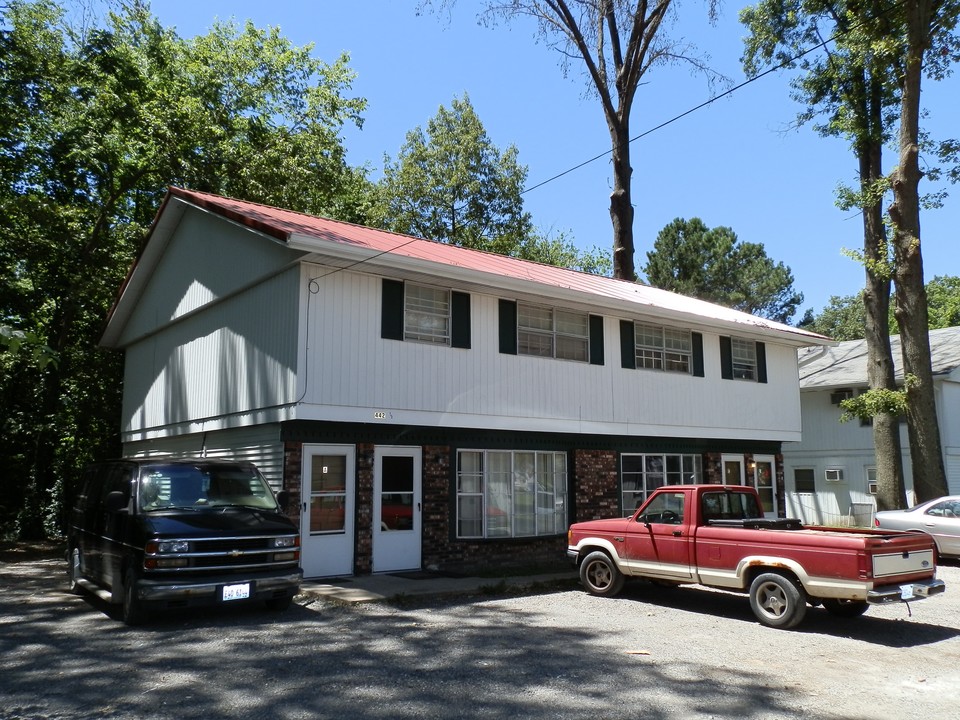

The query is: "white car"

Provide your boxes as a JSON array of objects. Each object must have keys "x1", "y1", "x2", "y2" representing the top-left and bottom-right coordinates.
[{"x1": 875, "y1": 496, "x2": 960, "y2": 559}]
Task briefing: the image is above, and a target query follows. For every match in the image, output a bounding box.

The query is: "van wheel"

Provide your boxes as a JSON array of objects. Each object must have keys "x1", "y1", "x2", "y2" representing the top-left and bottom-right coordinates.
[
  {"x1": 749, "y1": 572, "x2": 807, "y2": 629},
  {"x1": 822, "y1": 598, "x2": 869, "y2": 618},
  {"x1": 579, "y1": 551, "x2": 625, "y2": 597},
  {"x1": 265, "y1": 596, "x2": 292, "y2": 612},
  {"x1": 67, "y1": 547, "x2": 83, "y2": 595},
  {"x1": 122, "y1": 570, "x2": 147, "y2": 626}
]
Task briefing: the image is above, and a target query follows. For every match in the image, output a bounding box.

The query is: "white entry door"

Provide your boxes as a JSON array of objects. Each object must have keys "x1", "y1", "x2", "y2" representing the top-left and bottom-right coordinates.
[
  {"x1": 721, "y1": 454, "x2": 745, "y2": 485},
  {"x1": 752, "y1": 455, "x2": 778, "y2": 518},
  {"x1": 372, "y1": 446, "x2": 421, "y2": 573},
  {"x1": 301, "y1": 444, "x2": 355, "y2": 578}
]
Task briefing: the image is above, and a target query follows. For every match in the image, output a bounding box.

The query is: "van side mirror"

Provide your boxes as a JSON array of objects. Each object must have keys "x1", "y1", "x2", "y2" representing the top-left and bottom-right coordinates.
[
  {"x1": 276, "y1": 490, "x2": 290, "y2": 512},
  {"x1": 105, "y1": 491, "x2": 127, "y2": 512}
]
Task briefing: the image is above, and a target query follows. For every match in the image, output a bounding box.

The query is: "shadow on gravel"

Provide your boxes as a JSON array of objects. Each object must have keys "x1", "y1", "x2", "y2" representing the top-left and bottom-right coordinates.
[
  {"x1": 1, "y1": 556, "x2": 813, "y2": 720},
  {"x1": 614, "y1": 579, "x2": 960, "y2": 647}
]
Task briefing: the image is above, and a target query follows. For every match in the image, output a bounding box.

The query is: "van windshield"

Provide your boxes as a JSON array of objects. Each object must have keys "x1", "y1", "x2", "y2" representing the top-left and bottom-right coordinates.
[{"x1": 138, "y1": 464, "x2": 280, "y2": 512}]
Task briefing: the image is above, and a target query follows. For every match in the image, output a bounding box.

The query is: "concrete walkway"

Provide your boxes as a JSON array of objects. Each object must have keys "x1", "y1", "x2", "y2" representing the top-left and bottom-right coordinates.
[{"x1": 299, "y1": 570, "x2": 578, "y2": 604}]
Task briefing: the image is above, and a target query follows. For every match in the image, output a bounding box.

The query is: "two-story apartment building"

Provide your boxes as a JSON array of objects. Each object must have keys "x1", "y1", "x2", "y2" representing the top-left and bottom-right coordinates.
[{"x1": 100, "y1": 187, "x2": 829, "y2": 577}]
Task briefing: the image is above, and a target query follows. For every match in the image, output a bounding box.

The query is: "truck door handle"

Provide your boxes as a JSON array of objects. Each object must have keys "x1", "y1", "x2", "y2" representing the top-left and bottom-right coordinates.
[{"x1": 673, "y1": 531, "x2": 683, "y2": 537}]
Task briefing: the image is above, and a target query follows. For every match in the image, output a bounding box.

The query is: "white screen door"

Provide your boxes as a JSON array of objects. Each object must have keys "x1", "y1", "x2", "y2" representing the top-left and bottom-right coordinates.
[
  {"x1": 752, "y1": 455, "x2": 778, "y2": 518},
  {"x1": 373, "y1": 446, "x2": 421, "y2": 572},
  {"x1": 301, "y1": 444, "x2": 354, "y2": 578}
]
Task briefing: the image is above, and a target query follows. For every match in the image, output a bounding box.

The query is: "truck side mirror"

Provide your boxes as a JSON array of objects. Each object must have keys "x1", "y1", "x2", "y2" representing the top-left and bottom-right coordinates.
[{"x1": 275, "y1": 490, "x2": 290, "y2": 512}]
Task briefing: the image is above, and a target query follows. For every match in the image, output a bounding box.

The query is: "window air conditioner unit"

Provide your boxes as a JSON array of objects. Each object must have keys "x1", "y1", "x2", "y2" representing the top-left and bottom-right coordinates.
[
  {"x1": 868, "y1": 482, "x2": 878, "y2": 495},
  {"x1": 825, "y1": 468, "x2": 844, "y2": 482},
  {"x1": 830, "y1": 389, "x2": 854, "y2": 405}
]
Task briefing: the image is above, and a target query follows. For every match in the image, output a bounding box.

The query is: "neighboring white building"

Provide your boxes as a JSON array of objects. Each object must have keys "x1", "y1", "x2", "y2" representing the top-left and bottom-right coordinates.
[
  {"x1": 101, "y1": 187, "x2": 829, "y2": 577},
  {"x1": 782, "y1": 327, "x2": 960, "y2": 526}
]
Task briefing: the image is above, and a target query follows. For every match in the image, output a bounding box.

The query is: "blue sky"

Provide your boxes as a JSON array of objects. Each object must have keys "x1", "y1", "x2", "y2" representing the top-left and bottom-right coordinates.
[{"x1": 153, "y1": 1, "x2": 958, "y2": 321}]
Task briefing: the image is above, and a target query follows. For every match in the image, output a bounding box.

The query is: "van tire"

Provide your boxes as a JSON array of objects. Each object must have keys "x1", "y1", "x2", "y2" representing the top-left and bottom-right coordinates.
[
  {"x1": 67, "y1": 547, "x2": 83, "y2": 595},
  {"x1": 122, "y1": 569, "x2": 147, "y2": 626},
  {"x1": 749, "y1": 572, "x2": 807, "y2": 629}
]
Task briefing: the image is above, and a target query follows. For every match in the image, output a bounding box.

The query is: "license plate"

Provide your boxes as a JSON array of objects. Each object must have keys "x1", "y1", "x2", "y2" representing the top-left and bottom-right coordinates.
[
  {"x1": 222, "y1": 582, "x2": 251, "y2": 601},
  {"x1": 900, "y1": 584, "x2": 915, "y2": 600}
]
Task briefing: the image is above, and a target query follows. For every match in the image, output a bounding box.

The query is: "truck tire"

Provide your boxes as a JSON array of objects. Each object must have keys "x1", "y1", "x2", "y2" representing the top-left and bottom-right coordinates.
[
  {"x1": 821, "y1": 598, "x2": 869, "y2": 618},
  {"x1": 579, "y1": 551, "x2": 625, "y2": 597},
  {"x1": 122, "y1": 569, "x2": 147, "y2": 626},
  {"x1": 749, "y1": 572, "x2": 807, "y2": 629}
]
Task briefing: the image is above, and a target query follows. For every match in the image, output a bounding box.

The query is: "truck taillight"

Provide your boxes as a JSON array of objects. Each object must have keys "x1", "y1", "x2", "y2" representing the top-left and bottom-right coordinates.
[{"x1": 857, "y1": 550, "x2": 872, "y2": 580}]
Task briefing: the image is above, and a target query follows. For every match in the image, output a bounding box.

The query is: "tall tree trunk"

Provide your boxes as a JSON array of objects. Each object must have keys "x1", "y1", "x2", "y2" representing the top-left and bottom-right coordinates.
[
  {"x1": 858, "y1": 69, "x2": 907, "y2": 511},
  {"x1": 609, "y1": 123, "x2": 636, "y2": 281},
  {"x1": 889, "y1": 0, "x2": 948, "y2": 502}
]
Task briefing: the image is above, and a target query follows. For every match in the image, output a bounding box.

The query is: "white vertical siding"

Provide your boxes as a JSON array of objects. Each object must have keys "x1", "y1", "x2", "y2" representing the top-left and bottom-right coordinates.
[
  {"x1": 123, "y1": 425, "x2": 284, "y2": 488},
  {"x1": 297, "y1": 262, "x2": 802, "y2": 441},
  {"x1": 122, "y1": 267, "x2": 299, "y2": 435}
]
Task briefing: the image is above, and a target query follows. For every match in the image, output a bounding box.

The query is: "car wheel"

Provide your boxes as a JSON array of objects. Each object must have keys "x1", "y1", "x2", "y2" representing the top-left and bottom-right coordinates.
[
  {"x1": 67, "y1": 547, "x2": 83, "y2": 595},
  {"x1": 122, "y1": 569, "x2": 147, "y2": 626},
  {"x1": 749, "y1": 572, "x2": 807, "y2": 629},
  {"x1": 265, "y1": 596, "x2": 293, "y2": 612},
  {"x1": 822, "y1": 598, "x2": 869, "y2": 618},
  {"x1": 579, "y1": 551, "x2": 625, "y2": 597}
]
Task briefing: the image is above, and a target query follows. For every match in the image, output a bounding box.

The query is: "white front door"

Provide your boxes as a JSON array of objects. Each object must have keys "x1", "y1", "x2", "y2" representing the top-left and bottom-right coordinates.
[
  {"x1": 752, "y1": 455, "x2": 778, "y2": 518},
  {"x1": 372, "y1": 446, "x2": 421, "y2": 573},
  {"x1": 721, "y1": 454, "x2": 745, "y2": 485},
  {"x1": 301, "y1": 444, "x2": 355, "y2": 578}
]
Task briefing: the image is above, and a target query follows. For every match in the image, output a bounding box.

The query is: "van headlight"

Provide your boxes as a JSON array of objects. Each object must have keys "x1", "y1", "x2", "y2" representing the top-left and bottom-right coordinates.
[
  {"x1": 273, "y1": 536, "x2": 298, "y2": 548},
  {"x1": 156, "y1": 540, "x2": 190, "y2": 554}
]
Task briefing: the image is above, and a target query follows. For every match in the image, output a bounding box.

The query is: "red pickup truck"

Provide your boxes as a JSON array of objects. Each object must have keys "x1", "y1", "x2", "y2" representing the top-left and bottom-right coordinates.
[{"x1": 566, "y1": 485, "x2": 945, "y2": 628}]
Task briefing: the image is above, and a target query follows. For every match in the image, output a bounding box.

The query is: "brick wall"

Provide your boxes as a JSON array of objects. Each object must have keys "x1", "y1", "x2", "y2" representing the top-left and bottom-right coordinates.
[{"x1": 573, "y1": 449, "x2": 619, "y2": 521}]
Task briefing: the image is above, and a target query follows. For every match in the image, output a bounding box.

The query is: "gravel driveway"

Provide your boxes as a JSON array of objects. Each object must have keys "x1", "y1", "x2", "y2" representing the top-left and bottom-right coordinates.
[{"x1": 2, "y1": 549, "x2": 959, "y2": 720}]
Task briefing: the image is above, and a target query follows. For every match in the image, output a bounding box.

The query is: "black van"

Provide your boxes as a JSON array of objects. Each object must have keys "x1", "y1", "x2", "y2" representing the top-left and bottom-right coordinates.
[{"x1": 66, "y1": 458, "x2": 303, "y2": 625}]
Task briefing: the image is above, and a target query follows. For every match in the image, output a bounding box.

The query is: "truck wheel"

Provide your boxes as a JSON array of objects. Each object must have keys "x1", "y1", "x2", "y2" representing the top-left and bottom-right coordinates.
[
  {"x1": 579, "y1": 551, "x2": 625, "y2": 597},
  {"x1": 749, "y1": 572, "x2": 807, "y2": 628},
  {"x1": 822, "y1": 598, "x2": 869, "y2": 618},
  {"x1": 67, "y1": 547, "x2": 83, "y2": 595},
  {"x1": 122, "y1": 570, "x2": 147, "y2": 626}
]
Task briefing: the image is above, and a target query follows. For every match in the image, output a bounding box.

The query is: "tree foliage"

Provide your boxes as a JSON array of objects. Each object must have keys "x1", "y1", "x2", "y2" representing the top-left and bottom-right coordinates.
[
  {"x1": 374, "y1": 93, "x2": 612, "y2": 273},
  {"x1": 373, "y1": 94, "x2": 533, "y2": 255},
  {"x1": 799, "y1": 276, "x2": 960, "y2": 340},
  {"x1": 0, "y1": 0, "x2": 368, "y2": 538},
  {"x1": 642, "y1": 217, "x2": 803, "y2": 323}
]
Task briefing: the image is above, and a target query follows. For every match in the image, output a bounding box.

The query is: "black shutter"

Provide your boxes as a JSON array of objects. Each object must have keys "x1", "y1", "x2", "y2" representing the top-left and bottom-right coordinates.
[
  {"x1": 381, "y1": 279, "x2": 404, "y2": 340},
  {"x1": 619, "y1": 320, "x2": 636, "y2": 369},
  {"x1": 589, "y1": 315, "x2": 604, "y2": 365},
  {"x1": 756, "y1": 341, "x2": 767, "y2": 383},
  {"x1": 691, "y1": 332, "x2": 704, "y2": 377},
  {"x1": 498, "y1": 299, "x2": 517, "y2": 355},
  {"x1": 720, "y1": 336, "x2": 733, "y2": 380},
  {"x1": 451, "y1": 291, "x2": 471, "y2": 349}
]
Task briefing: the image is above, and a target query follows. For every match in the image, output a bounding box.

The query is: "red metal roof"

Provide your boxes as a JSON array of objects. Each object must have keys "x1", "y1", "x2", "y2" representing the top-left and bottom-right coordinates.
[{"x1": 162, "y1": 186, "x2": 827, "y2": 342}]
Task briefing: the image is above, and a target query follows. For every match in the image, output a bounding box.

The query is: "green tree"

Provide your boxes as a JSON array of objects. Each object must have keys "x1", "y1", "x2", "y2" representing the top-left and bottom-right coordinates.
[
  {"x1": 642, "y1": 218, "x2": 803, "y2": 323},
  {"x1": 374, "y1": 94, "x2": 611, "y2": 273},
  {"x1": 797, "y1": 275, "x2": 960, "y2": 340},
  {"x1": 373, "y1": 94, "x2": 533, "y2": 255},
  {"x1": 0, "y1": 0, "x2": 367, "y2": 538}
]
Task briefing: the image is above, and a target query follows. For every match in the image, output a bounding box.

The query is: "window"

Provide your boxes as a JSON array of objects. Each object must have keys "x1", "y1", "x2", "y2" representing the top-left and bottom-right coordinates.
[
  {"x1": 867, "y1": 467, "x2": 878, "y2": 495},
  {"x1": 720, "y1": 336, "x2": 766, "y2": 382},
  {"x1": 794, "y1": 468, "x2": 816, "y2": 493},
  {"x1": 517, "y1": 303, "x2": 588, "y2": 362},
  {"x1": 731, "y1": 338, "x2": 757, "y2": 380},
  {"x1": 621, "y1": 453, "x2": 702, "y2": 511},
  {"x1": 404, "y1": 283, "x2": 450, "y2": 344},
  {"x1": 456, "y1": 450, "x2": 568, "y2": 539},
  {"x1": 634, "y1": 323, "x2": 693, "y2": 373},
  {"x1": 824, "y1": 468, "x2": 845, "y2": 482}
]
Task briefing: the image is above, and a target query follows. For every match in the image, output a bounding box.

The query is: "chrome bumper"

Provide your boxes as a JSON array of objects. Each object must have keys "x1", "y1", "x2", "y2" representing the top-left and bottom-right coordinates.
[
  {"x1": 867, "y1": 578, "x2": 946, "y2": 605},
  {"x1": 137, "y1": 569, "x2": 303, "y2": 602}
]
